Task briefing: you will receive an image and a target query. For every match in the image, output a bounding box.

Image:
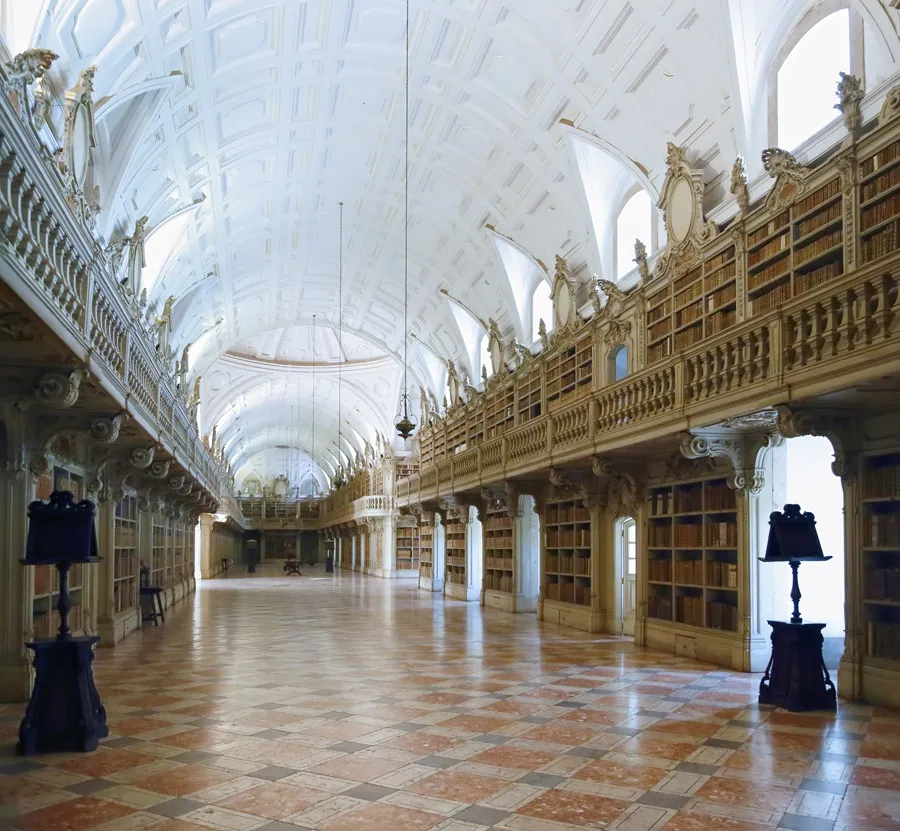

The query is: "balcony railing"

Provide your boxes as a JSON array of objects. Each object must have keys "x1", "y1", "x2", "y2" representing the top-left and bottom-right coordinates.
[{"x1": 0, "y1": 62, "x2": 229, "y2": 500}]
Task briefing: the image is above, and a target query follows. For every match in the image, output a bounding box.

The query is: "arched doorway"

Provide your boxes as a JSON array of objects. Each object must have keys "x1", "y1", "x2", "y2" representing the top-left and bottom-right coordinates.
[{"x1": 616, "y1": 516, "x2": 637, "y2": 635}]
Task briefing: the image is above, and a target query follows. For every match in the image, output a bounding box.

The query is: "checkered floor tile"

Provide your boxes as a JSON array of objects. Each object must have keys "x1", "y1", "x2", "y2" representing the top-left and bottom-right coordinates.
[{"x1": 2, "y1": 564, "x2": 899, "y2": 830}]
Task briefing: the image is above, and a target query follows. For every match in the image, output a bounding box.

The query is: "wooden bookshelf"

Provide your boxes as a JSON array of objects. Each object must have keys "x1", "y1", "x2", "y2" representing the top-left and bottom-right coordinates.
[
  {"x1": 483, "y1": 504, "x2": 514, "y2": 595},
  {"x1": 746, "y1": 179, "x2": 844, "y2": 314},
  {"x1": 151, "y1": 513, "x2": 169, "y2": 589},
  {"x1": 545, "y1": 336, "x2": 592, "y2": 407},
  {"x1": 445, "y1": 516, "x2": 467, "y2": 586},
  {"x1": 646, "y1": 477, "x2": 739, "y2": 632},
  {"x1": 419, "y1": 523, "x2": 433, "y2": 579},
  {"x1": 114, "y1": 495, "x2": 138, "y2": 614},
  {"x1": 396, "y1": 524, "x2": 420, "y2": 571},
  {"x1": 860, "y1": 137, "x2": 900, "y2": 265},
  {"x1": 861, "y1": 452, "x2": 900, "y2": 663},
  {"x1": 646, "y1": 247, "x2": 737, "y2": 364},
  {"x1": 172, "y1": 519, "x2": 186, "y2": 585},
  {"x1": 516, "y1": 366, "x2": 542, "y2": 423},
  {"x1": 543, "y1": 498, "x2": 592, "y2": 607},
  {"x1": 486, "y1": 387, "x2": 515, "y2": 438}
]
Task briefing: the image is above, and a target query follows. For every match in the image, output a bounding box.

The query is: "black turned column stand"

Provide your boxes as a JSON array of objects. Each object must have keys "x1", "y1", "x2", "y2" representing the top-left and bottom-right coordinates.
[{"x1": 17, "y1": 492, "x2": 108, "y2": 755}]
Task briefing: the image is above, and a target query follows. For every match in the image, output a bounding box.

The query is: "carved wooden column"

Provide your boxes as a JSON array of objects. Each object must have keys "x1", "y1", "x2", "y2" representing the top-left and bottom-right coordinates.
[
  {"x1": 431, "y1": 509, "x2": 446, "y2": 594},
  {"x1": 514, "y1": 494, "x2": 540, "y2": 613},
  {"x1": 465, "y1": 504, "x2": 483, "y2": 602},
  {"x1": 381, "y1": 515, "x2": 397, "y2": 579},
  {"x1": 198, "y1": 513, "x2": 215, "y2": 580},
  {"x1": 94, "y1": 493, "x2": 117, "y2": 644},
  {"x1": 0, "y1": 404, "x2": 33, "y2": 702}
]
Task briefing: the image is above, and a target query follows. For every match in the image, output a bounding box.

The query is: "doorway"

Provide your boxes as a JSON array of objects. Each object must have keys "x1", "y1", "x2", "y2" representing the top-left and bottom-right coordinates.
[
  {"x1": 780, "y1": 436, "x2": 846, "y2": 669},
  {"x1": 617, "y1": 517, "x2": 637, "y2": 635}
]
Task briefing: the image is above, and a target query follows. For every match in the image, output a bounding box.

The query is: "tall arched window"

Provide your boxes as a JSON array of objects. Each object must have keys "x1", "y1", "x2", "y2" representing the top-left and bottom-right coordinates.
[
  {"x1": 479, "y1": 334, "x2": 491, "y2": 381},
  {"x1": 776, "y1": 10, "x2": 850, "y2": 151},
  {"x1": 532, "y1": 281, "x2": 552, "y2": 343},
  {"x1": 616, "y1": 190, "x2": 652, "y2": 280},
  {"x1": 610, "y1": 345, "x2": 629, "y2": 382}
]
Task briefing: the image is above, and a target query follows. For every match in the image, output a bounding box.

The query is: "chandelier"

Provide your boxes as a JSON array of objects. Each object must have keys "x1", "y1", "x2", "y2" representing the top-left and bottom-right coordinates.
[{"x1": 333, "y1": 202, "x2": 347, "y2": 489}]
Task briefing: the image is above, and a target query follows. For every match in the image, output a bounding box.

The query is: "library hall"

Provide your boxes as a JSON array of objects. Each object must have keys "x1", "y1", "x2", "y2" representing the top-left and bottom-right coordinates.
[{"x1": 3, "y1": 1, "x2": 900, "y2": 829}]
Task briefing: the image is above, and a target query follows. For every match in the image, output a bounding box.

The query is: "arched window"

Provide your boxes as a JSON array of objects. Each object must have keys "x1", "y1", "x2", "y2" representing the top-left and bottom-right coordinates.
[
  {"x1": 776, "y1": 10, "x2": 850, "y2": 151},
  {"x1": 616, "y1": 190, "x2": 652, "y2": 280},
  {"x1": 532, "y1": 281, "x2": 552, "y2": 343},
  {"x1": 610, "y1": 344, "x2": 629, "y2": 382},
  {"x1": 479, "y1": 333, "x2": 491, "y2": 381}
]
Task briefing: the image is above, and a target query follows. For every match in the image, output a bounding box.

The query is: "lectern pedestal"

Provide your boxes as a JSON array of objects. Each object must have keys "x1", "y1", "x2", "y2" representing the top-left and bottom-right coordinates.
[
  {"x1": 18, "y1": 635, "x2": 108, "y2": 754},
  {"x1": 758, "y1": 621, "x2": 836, "y2": 711}
]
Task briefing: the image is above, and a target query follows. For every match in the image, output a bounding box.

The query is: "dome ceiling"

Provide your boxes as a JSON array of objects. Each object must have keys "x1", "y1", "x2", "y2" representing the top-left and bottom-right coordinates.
[{"x1": 22, "y1": 0, "x2": 848, "y2": 484}]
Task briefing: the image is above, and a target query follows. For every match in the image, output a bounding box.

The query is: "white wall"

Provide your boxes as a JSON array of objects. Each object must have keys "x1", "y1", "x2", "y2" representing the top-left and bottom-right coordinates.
[{"x1": 771, "y1": 436, "x2": 845, "y2": 637}]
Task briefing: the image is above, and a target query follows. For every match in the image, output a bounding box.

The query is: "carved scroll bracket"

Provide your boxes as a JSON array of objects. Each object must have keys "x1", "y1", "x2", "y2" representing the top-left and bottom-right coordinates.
[
  {"x1": 591, "y1": 457, "x2": 640, "y2": 516},
  {"x1": 679, "y1": 429, "x2": 784, "y2": 495}
]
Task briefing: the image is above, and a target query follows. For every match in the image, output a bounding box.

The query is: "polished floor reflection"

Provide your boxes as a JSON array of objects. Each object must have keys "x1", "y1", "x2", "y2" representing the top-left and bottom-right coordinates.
[{"x1": 2, "y1": 565, "x2": 899, "y2": 831}]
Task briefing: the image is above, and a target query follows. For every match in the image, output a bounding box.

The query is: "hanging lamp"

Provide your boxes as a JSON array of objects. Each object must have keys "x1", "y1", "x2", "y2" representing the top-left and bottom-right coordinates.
[
  {"x1": 310, "y1": 314, "x2": 316, "y2": 491},
  {"x1": 333, "y1": 203, "x2": 347, "y2": 489},
  {"x1": 395, "y1": 0, "x2": 417, "y2": 440}
]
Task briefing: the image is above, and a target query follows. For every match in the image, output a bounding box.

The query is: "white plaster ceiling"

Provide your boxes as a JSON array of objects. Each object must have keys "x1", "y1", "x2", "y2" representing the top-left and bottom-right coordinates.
[{"x1": 22, "y1": 0, "x2": 896, "y2": 484}]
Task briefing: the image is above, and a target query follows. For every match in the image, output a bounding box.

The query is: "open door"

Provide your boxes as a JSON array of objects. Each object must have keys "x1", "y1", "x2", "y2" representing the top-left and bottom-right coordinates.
[{"x1": 620, "y1": 517, "x2": 637, "y2": 636}]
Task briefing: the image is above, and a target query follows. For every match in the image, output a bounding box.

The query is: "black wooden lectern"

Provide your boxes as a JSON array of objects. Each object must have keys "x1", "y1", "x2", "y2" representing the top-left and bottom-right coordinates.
[
  {"x1": 17, "y1": 491, "x2": 108, "y2": 754},
  {"x1": 758, "y1": 504, "x2": 836, "y2": 711}
]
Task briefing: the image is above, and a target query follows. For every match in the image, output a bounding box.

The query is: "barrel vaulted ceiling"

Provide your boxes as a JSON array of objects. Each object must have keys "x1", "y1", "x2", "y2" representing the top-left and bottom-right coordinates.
[{"x1": 15, "y1": 0, "x2": 900, "y2": 485}]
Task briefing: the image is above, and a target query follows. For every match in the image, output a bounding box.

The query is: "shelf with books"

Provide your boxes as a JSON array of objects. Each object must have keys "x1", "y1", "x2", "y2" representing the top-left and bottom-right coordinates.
[
  {"x1": 861, "y1": 452, "x2": 900, "y2": 662},
  {"x1": 484, "y1": 505, "x2": 514, "y2": 595},
  {"x1": 114, "y1": 495, "x2": 138, "y2": 615},
  {"x1": 395, "y1": 524, "x2": 420, "y2": 571},
  {"x1": 543, "y1": 498, "x2": 592, "y2": 608},
  {"x1": 419, "y1": 524, "x2": 433, "y2": 579},
  {"x1": 516, "y1": 367, "x2": 542, "y2": 424},
  {"x1": 743, "y1": 179, "x2": 845, "y2": 312},
  {"x1": 151, "y1": 514, "x2": 169, "y2": 589},
  {"x1": 172, "y1": 520, "x2": 186, "y2": 585},
  {"x1": 645, "y1": 246, "x2": 737, "y2": 364},
  {"x1": 486, "y1": 388, "x2": 515, "y2": 438},
  {"x1": 546, "y1": 336, "x2": 593, "y2": 406},
  {"x1": 645, "y1": 477, "x2": 739, "y2": 632},
  {"x1": 445, "y1": 518, "x2": 467, "y2": 586}
]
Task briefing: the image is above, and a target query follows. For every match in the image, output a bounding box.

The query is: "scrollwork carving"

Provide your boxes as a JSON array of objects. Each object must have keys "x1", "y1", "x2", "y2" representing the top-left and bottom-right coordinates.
[
  {"x1": 90, "y1": 413, "x2": 126, "y2": 443},
  {"x1": 130, "y1": 446, "x2": 156, "y2": 469},
  {"x1": 36, "y1": 369, "x2": 85, "y2": 409}
]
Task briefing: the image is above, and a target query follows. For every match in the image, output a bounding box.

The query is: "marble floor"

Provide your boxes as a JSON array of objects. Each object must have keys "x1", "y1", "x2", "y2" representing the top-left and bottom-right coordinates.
[{"x1": 2, "y1": 566, "x2": 900, "y2": 831}]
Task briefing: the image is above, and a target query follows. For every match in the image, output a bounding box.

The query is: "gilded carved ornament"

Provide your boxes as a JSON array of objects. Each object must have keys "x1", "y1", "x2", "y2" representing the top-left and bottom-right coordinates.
[
  {"x1": 730, "y1": 157, "x2": 750, "y2": 214},
  {"x1": 59, "y1": 66, "x2": 101, "y2": 228},
  {"x1": 878, "y1": 81, "x2": 900, "y2": 125},
  {"x1": 761, "y1": 147, "x2": 811, "y2": 211},
  {"x1": 655, "y1": 142, "x2": 717, "y2": 272},
  {"x1": 487, "y1": 318, "x2": 507, "y2": 377},
  {"x1": 550, "y1": 256, "x2": 579, "y2": 334},
  {"x1": 4, "y1": 48, "x2": 58, "y2": 127},
  {"x1": 835, "y1": 72, "x2": 864, "y2": 135}
]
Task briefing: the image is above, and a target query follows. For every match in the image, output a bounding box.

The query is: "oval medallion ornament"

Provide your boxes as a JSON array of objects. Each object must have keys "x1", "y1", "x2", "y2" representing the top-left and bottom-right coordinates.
[
  {"x1": 555, "y1": 282, "x2": 572, "y2": 329},
  {"x1": 72, "y1": 104, "x2": 91, "y2": 187},
  {"x1": 668, "y1": 177, "x2": 694, "y2": 244}
]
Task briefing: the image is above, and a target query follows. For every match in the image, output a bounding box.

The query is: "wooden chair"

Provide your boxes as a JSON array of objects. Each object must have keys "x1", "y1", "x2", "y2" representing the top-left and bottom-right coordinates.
[{"x1": 139, "y1": 566, "x2": 165, "y2": 626}]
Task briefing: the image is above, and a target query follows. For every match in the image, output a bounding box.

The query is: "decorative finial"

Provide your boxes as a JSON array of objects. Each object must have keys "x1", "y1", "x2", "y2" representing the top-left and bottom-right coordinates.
[{"x1": 730, "y1": 157, "x2": 750, "y2": 213}]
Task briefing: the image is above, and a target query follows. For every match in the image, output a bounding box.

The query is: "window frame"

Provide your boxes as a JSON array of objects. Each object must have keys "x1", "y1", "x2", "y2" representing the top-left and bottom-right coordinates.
[
  {"x1": 613, "y1": 186, "x2": 658, "y2": 282},
  {"x1": 767, "y1": 2, "x2": 864, "y2": 150}
]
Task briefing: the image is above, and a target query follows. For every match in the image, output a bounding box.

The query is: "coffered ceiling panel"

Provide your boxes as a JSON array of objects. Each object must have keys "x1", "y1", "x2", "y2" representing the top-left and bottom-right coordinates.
[{"x1": 25, "y1": 0, "x2": 788, "y2": 483}]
